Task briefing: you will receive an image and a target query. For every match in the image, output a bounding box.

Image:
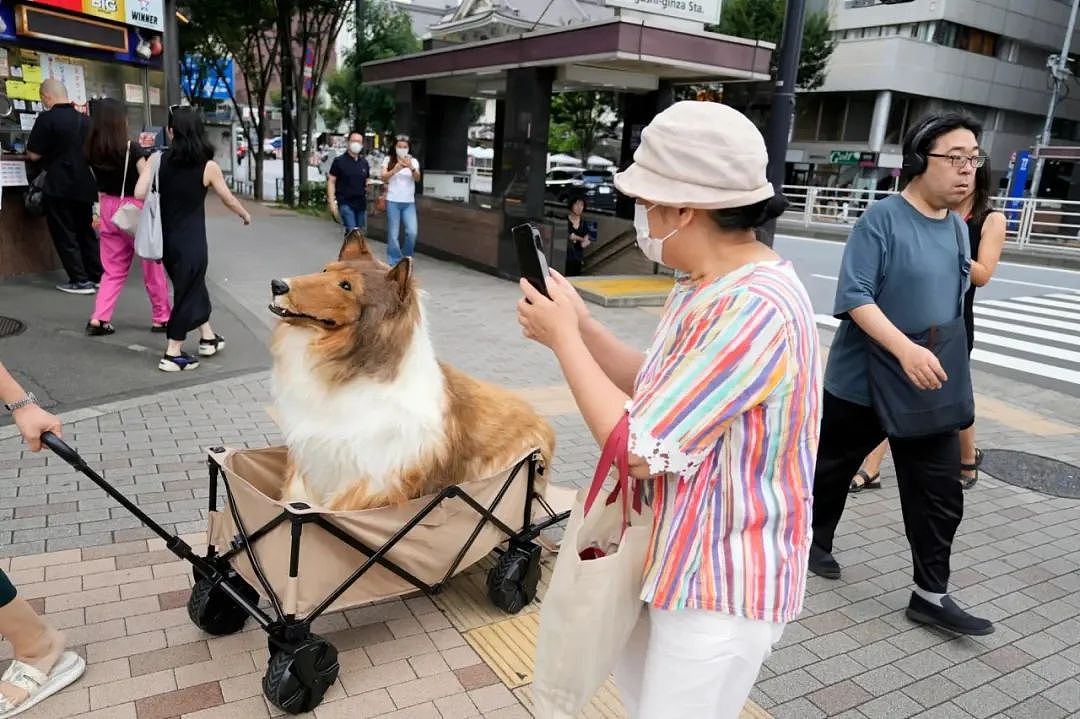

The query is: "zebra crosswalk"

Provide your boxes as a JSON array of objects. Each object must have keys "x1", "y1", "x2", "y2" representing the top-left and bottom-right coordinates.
[{"x1": 815, "y1": 292, "x2": 1080, "y2": 393}]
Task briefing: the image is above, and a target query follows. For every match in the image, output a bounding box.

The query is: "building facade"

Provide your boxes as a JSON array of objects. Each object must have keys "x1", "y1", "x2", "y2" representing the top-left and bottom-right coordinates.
[{"x1": 788, "y1": 0, "x2": 1080, "y2": 198}]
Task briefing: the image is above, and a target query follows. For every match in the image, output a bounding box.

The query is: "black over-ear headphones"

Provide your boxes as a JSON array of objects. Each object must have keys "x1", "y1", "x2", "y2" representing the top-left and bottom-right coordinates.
[{"x1": 901, "y1": 115, "x2": 946, "y2": 178}]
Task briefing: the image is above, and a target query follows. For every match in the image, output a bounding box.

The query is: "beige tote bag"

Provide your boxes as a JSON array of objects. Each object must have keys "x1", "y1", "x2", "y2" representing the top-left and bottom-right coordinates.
[{"x1": 532, "y1": 414, "x2": 653, "y2": 718}]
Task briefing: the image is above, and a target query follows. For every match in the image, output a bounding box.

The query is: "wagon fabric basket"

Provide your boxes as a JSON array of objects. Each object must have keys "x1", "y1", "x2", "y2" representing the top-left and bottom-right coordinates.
[
  {"x1": 205, "y1": 444, "x2": 557, "y2": 619},
  {"x1": 39, "y1": 431, "x2": 569, "y2": 716}
]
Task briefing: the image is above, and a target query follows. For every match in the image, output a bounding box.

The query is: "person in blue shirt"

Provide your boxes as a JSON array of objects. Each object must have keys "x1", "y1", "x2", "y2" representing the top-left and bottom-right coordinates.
[
  {"x1": 808, "y1": 113, "x2": 994, "y2": 637},
  {"x1": 327, "y1": 132, "x2": 371, "y2": 234}
]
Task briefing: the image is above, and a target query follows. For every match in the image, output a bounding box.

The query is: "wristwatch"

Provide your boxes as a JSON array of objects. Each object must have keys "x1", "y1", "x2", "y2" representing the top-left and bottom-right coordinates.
[{"x1": 3, "y1": 393, "x2": 37, "y2": 413}]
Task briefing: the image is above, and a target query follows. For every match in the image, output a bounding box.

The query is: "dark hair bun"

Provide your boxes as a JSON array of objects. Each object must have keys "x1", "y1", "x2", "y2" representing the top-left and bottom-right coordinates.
[{"x1": 709, "y1": 192, "x2": 789, "y2": 230}]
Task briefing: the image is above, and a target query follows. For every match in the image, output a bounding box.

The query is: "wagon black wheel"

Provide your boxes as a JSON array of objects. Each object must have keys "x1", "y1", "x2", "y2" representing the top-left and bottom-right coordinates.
[
  {"x1": 487, "y1": 540, "x2": 542, "y2": 614},
  {"x1": 187, "y1": 572, "x2": 259, "y2": 636},
  {"x1": 262, "y1": 636, "x2": 340, "y2": 714}
]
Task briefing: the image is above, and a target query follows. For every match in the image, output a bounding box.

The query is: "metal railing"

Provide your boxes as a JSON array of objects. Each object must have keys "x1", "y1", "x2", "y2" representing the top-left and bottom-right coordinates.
[
  {"x1": 227, "y1": 176, "x2": 255, "y2": 198},
  {"x1": 780, "y1": 184, "x2": 1080, "y2": 254}
]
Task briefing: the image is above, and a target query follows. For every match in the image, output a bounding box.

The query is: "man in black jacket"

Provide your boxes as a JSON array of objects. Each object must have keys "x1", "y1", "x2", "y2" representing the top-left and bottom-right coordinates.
[{"x1": 27, "y1": 79, "x2": 101, "y2": 294}]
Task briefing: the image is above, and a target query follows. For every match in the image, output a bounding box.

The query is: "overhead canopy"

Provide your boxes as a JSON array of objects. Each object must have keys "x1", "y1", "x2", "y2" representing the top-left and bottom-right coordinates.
[{"x1": 362, "y1": 18, "x2": 773, "y2": 97}]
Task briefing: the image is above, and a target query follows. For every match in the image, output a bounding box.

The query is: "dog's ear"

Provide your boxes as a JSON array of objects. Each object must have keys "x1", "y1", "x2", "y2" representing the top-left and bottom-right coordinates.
[
  {"x1": 386, "y1": 258, "x2": 413, "y2": 301},
  {"x1": 338, "y1": 230, "x2": 372, "y2": 262}
]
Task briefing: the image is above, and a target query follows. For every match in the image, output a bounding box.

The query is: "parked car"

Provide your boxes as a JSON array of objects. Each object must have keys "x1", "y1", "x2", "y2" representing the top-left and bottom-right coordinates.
[
  {"x1": 580, "y1": 169, "x2": 616, "y2": 213},
  {"x1": 545, "y1": 166, "x2": 583, "y2": 204}
]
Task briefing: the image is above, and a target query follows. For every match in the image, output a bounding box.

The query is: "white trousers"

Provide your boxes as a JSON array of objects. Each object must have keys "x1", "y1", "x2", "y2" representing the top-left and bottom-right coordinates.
[{"x1": 614, "y1": 606, "x2": 784, "y2": 719}]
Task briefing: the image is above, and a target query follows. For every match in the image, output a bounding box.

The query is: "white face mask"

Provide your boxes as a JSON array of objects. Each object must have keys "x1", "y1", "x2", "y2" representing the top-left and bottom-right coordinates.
[
  {"x1": 395, "y1": 147, "x2": 408, "y2": 159},
  {"x1": 633, "y1": 203, "x2": 678, "y2": 265},
  {"x1": 348, "y1": 142, "x2": 363, "y2": 154}
]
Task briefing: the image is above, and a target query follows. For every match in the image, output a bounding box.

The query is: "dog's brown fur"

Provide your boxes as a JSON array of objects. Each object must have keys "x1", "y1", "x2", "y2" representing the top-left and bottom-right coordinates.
[{"x1": 269, "y1": 231, "x2": 555, "y2": 511}]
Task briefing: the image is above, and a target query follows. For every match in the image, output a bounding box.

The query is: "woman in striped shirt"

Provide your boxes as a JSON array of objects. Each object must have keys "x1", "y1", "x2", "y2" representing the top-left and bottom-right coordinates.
[{"x1": 517, "y1": 101, "x2": 822, "y2": 718}]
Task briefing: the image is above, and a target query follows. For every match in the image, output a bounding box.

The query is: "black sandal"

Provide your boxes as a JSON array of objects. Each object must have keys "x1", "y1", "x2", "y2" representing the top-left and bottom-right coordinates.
[
  {"x1": 850, "y1": 469, "x2": 881, "y2": 493},
  {"x1": 959, "y1": 448, "x2": 983, "y2": 490}
]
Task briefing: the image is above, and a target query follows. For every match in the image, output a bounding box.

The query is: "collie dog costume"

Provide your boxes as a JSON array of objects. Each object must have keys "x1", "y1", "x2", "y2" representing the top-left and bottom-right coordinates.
[{"x1": 268, "y1": 231, "x2": 556, "y2": 511}]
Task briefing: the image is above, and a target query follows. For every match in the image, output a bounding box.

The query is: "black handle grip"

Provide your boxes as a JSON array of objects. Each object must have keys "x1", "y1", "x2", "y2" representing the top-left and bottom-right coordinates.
[{"x1": 41, "y1": 432, "x2": 84, "y2": 467}]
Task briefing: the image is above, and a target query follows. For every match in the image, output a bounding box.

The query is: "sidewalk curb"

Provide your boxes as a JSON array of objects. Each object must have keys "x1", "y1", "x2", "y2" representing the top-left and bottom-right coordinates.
[{"x1": 0, "y1": 368, "x2": 270, "y2": 442}]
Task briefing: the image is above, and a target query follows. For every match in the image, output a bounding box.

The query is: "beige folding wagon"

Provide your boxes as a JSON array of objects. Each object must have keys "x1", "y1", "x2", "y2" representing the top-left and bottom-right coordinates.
[{"x1": 42, "y1": 435, "x2": 569, "y2": 716}]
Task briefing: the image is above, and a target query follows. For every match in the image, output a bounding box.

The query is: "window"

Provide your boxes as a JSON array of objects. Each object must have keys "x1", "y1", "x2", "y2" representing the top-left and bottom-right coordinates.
[
  {"x1": 930, "y1": 20, "x2": 999, "y2": 57},
  {"x1": 818, "y1": 96, "x2": 847, "y2": 142},
  {"x1": 843, "y1": 95, "x2": 875, "y2": 142},
  {"x1": 883, "y1": 96, "x2": 911, "y2": 146},
  {"x1": 793, "y1": 96, "x2": 821, "y2": 141}
]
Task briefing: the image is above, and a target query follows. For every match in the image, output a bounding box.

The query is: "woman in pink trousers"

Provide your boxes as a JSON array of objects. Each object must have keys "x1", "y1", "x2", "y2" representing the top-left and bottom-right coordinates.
[{"x1": 84, "y1": 98, "x2": 170, "y2": 336}]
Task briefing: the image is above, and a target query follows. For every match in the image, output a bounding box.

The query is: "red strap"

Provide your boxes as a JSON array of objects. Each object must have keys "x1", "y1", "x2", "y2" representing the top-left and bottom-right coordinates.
[
  {"x1": 584, "y1": 413, "x2": 629, "y2": 515},
  {"x1": 583, "y1": 413, "x2": 643, "y2": 530}
]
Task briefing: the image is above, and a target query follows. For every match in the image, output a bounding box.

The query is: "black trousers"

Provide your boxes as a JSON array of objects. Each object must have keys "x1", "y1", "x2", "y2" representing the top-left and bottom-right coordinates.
[
  {"x1": 45, "y1": 197, "x2": 101, "y2": 284},
  {"x1": 812, "y1": 391, "x2": 963, "y2": 594}
]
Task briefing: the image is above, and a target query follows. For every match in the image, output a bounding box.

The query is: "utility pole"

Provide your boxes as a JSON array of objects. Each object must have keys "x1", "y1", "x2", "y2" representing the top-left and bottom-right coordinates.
[
  {"x1": 278, "y1": 0, "x2": 296, "y2": 206},
  {"x1": 353, "y1": 0, "x2": 365, "y2": 133},
  {"x1": 759, "y1": 0, "x2": 806, "y2": 248},
  {"x1": 164, "y1": 0, "x2": 181, "y2": 111},
  {"x1": 1029, "y1": 0, "x2": 1080, "y2": 199}
]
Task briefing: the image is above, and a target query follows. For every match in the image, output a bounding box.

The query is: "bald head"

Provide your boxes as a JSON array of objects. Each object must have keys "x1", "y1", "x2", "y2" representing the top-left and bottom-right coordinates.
[{"x1": 39, "y1": 79, "x2": 68, "y2": 109}]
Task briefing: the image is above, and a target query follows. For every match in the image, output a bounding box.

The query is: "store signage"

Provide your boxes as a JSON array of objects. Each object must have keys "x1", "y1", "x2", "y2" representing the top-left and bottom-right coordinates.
[
  {"x1": 603, "y1": 0, "x2": 721, "y2": 26},
  {"x1": 126, "y1": 0, "x2": 164, "y2": 33},
  {"x1": 27, "y1": 0, "x2": 164, "y2": 32},
  {"x1": 829, "y1": 150, "x2": 860, "y2": 165}
]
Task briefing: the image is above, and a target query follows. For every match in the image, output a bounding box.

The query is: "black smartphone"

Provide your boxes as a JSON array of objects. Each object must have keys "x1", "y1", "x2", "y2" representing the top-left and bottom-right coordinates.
[{"x1": 512, "y1": 222, "x2": 551, "y2": 298}]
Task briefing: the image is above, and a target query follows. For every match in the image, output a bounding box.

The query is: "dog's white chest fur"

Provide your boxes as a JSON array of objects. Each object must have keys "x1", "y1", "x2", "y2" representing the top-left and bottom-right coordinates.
[{"x1": 271, "y1": 319, "x2": 447, "y2": 506}]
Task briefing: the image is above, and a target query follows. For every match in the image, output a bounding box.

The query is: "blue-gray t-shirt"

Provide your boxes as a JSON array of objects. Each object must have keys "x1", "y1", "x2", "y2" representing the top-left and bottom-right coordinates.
[{"x1": 824, "y1": 194, "x2": 970, "y2": 406}]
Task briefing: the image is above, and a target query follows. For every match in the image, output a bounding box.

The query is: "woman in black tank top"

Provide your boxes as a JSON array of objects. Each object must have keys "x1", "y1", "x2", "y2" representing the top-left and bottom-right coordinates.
[
  {"x1": 135, "y1": 107, "x2": 252, "y2": 372},
  {"x1": 953, "y1": 161, "x2": 1006, "y2": 489}
]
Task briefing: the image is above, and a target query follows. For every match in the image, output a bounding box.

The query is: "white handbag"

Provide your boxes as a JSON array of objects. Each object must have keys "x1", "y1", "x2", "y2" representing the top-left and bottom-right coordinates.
[
  {"x1": 532, "y1": 413, "x2": 652, "y2": 718},
  {"x1": 134, "y1": 151, "x2": 163, "y2": 261},
  {"x1": 111, "y1": 143, "x2": 142, "y2": 238}
]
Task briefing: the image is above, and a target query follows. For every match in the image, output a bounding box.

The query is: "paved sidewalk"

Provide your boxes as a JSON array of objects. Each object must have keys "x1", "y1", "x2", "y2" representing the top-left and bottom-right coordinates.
[{"x1": 1, "y1": 205, "x2": 1079, "y2": 717}]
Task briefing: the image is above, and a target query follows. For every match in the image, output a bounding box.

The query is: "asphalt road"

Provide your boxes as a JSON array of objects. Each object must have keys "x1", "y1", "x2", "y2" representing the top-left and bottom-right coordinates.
[{"x1": 776, "y1": 232, "x2": 1080, "y2": 398}]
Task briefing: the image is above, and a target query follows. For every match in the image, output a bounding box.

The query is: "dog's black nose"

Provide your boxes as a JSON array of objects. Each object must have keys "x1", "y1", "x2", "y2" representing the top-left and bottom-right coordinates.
[{"x1": 271, "y1": 279, "x2": 289, "y2": 296}]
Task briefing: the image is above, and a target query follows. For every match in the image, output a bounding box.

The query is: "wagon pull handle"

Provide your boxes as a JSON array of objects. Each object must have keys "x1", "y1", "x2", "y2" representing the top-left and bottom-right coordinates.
[
  {"x1": 41, "y1": 431, "x2": 85, "y2": 469},
  {"x1": 39, "y1": 431, "x2": 200, "y2": 564}
]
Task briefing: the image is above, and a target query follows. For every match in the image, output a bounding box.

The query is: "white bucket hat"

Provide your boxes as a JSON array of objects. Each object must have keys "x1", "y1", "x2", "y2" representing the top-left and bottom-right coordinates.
[{"x1": 613, "y1": 100, "x2": 775, "y2": 210}]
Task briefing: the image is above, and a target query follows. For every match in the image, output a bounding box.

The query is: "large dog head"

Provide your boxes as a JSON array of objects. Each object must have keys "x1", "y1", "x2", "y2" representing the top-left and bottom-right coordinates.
[{"x1": 269, "y1": 231, "x2": 421, "y2": 380}]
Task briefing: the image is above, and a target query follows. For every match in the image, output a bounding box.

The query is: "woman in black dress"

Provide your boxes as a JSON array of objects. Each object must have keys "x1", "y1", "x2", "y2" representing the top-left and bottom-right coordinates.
[
  {"x1": 955, "y1": 159, "x2": 1005, "y2": 489},
  {"x1": 565, "y1": 196, "x2": 590, "y2": 276},
  {"x1": 136, "y1": 107, "x2": 251, "y2": 372}
]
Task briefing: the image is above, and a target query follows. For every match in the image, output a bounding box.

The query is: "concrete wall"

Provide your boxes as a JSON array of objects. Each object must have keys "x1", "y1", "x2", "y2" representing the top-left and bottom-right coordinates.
[
  {"x1": 829, "y1": 0, "x2": 1080, "y2": 51},
  {"x1": 816, "y1": 37, "x2": 1080, "y2": 121}
]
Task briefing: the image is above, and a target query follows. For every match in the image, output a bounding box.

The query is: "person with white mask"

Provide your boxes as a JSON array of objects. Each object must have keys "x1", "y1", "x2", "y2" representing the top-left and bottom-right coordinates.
[
  {"x1": 327, "y1": 131, "x2": 371, "y2": 234},
  {"x1": 515, "y1": 100, "x2": 823, "y2": 718},
  {"x1": 380, "y1": 134, "x2": 421, "y2": 265}
]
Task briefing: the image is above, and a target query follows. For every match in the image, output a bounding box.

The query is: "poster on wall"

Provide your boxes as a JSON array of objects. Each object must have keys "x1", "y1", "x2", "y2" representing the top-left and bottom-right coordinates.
[
  {"x1": 0, "y1": 49, "x2": 8, "y2": 78},
  {"x1": 148, "y1": 86, "x2": 160, "y2": 105},
  {"x1": 40, "y1": 54, "x2": 87, "y2": 105},
  {"x1": 124, "y1": 82, "x2": 143, "y2": 103}
]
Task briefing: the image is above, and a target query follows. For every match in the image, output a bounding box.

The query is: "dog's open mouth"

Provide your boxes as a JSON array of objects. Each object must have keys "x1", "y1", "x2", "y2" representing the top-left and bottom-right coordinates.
[{"x1": 268, "y1": 304, "x2": 337, "y2": 327}]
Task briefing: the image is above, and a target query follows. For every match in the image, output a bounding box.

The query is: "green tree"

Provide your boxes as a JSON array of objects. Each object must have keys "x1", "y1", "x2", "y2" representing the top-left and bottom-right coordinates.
[
  {"x1": 712, "y1": 0, "x2": 836, "y2": 90},
  {"x1": 548, "y1": 92, "x2": 617, "y2": 159},
  {"x1": 179, "y1": 0, "x2": 280, "y2": 200},
  {"x1": 327, "y1": 0, "x2": 419, "y2": 141},
  {"x1": 285, "y1": 0, "x2": 354, "y2": 193}
]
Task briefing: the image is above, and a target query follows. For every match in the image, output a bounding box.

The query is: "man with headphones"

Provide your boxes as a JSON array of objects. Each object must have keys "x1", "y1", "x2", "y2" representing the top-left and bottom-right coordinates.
[{"x1": 808, "y1": 112, "x2": 994, "y2": 636}]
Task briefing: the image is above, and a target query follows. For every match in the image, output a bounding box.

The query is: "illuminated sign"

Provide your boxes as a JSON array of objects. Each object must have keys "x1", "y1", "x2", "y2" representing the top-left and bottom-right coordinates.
[{"x1": 27, "y1": 0, "x2": 164, "y2": 32}]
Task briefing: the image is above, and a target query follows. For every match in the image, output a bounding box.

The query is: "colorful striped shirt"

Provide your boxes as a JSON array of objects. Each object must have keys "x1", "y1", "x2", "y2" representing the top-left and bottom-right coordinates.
[{"x1": 627, "y1": 260, "x2": 822, "y2": 623}]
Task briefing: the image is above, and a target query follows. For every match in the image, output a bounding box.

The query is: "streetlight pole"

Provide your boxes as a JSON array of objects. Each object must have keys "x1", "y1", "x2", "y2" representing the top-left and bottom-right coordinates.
[
  {"x1": 1028, "y1": 0, "x2": 1080, "y2": 199},
  {"x1": 759, "y1": 0, "x2": 806, "y2": 248}
]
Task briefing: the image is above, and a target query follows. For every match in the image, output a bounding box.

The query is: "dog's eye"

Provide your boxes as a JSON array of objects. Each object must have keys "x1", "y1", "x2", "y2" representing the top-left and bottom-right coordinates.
[{"x1": 339, "y1": 281, "x2": 352, "y2": 291}]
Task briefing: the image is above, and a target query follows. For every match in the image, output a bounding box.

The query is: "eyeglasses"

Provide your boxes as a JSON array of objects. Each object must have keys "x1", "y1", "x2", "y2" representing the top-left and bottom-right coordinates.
[{"x1": 927, "y1": 153, "x2": 988, "y2": 169}]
